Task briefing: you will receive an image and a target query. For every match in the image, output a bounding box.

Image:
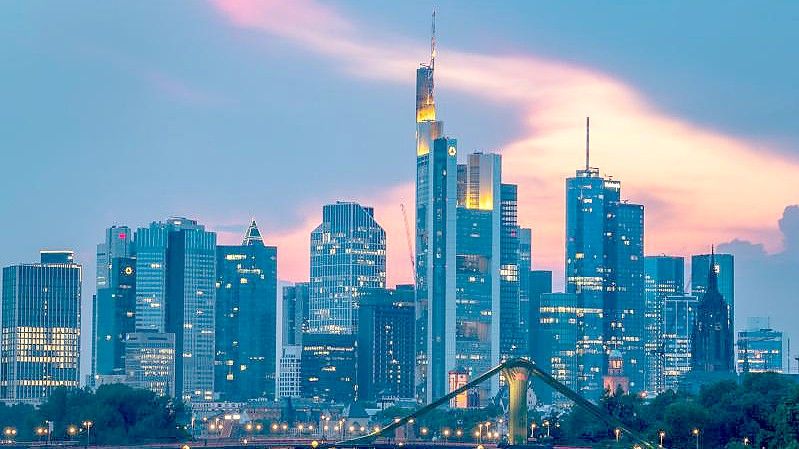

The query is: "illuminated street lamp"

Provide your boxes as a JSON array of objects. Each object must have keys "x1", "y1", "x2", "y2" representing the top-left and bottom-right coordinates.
[
  {"x1": 68, "y1": 425, "x2": 78, "y2": 440},
  {"x1": 543, "y1": 420, "x2": 551, "y2": 438},
  {"x1": 658, "y1": 430, "x2": 666, "y2": 447},
  {"x1": 3, "y1": 427, "x2": 17, "y2": 442},
  {"x1": 442, "y1": 428, "x2": 451, "y2": 442},
  {"x1": 614, "y1": 427, "x2": 621, "y2": 442},
  {"x1": 82, "y1": 420, "x2": 93, "y2": 446},
  {"x1": 455, "y1": 429, "x2": 463, "y2": 438},
  {"x1": 530, "y1": 422, "x2": 538, "y2": 440},
  {"x1": 692, "y1": 428, "x2": 701, "y2": 449},
  {"x1": 743, "y1": 437, "x2": 750, "y2": 446}
]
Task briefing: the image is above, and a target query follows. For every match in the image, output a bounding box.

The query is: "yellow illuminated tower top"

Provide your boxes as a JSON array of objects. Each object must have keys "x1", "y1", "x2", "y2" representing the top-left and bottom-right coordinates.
[{"x1": 416, "y1": 11, "x2": 436, "y2": 124}]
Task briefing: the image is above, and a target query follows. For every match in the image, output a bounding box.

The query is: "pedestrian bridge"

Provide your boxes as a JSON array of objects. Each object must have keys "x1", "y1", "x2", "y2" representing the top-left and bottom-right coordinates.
[{"x1": 334, "y1": 358, "x2": 656, "y2": 449}]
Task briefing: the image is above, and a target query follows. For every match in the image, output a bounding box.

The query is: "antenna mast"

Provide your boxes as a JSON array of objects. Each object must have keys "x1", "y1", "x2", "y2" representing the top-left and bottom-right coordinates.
[
  {"x1": 430, "y1": 10, "x2": 436, "y2": 71},
  {"x1": 585, "y1": 116, "x2": 590, "y2": 170}
]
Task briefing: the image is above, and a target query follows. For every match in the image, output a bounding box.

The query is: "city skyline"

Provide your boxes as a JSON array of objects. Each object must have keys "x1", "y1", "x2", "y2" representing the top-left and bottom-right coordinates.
[{"x1": 2, "y1": 2, "x2": 799, "y2": 378}]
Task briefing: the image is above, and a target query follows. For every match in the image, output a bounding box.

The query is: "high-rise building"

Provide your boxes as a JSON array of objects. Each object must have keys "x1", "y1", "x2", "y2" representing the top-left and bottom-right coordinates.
[
  {"x1": 737, "y1": 317, "x2": 789, "y2": 374},
  {"x1": 565, "y1": 124, "x2": 645, "y2": 398},
  {"x1": 304, "y1": 202, "x2": 386, "y2": 402},
  {"x1": 662, "y1": 294, "x2": 698, "y2": 391},
  {"x1": 454, "y1": 152, "x2": 501, "y2": 402},
  {"x1": 215, "y1": 220, "x2": 278, "y2": 401},
  {"x1": 517, "y1": 228, "x2": 532, "y2": 353},
  {"x1": 500, "y1": 183, "x2": 523, "y2": 361},
  {"x1": 643, "y1": 256, "x2": 684, "y2": 395},
  {"x1": 282, "y1": 283, "x2": 309, "y2": 347},
  {"x1": 308, "y1": 202, "x2": 386, "y2": 334},
  {"x1": 356, "y1": 286, "x2": 416, "y2": 402},
  {"x1": 691, "y1": 253, "x2": 734, "y2": 334},
  {"x1": 93, "y1": 226, "x2": 135, "y2": 382},
  {"x1": 691, "y1": 252, "x2": 735, "y2": 375},
  {"x1": 124, "y1": 332, "x2": 175, "y2": 397},
  {"x1": 538, "y1": 292, "x2": 581, "y2": 406},
  {"x1": 134, "y1": 217, "x2": 216, "y2": 402},
  {"x1": 1, "y1": 251, "x2": 81, "y2": 403},
  {"x1": 414, "y1": 16, "x2": 458, "y2": 404},
  {"x1": 527, "y1": 270, "x2": 552, "y2": 403}
]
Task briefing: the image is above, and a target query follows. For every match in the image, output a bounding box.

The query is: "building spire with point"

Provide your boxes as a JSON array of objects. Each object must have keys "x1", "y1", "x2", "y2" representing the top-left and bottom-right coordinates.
[
  {"x1": 585, "y1": 116, "x2": 590, "y2": 170},
  {"x1": 242, "y1": 219, "x2": 264, "y2": 246}
]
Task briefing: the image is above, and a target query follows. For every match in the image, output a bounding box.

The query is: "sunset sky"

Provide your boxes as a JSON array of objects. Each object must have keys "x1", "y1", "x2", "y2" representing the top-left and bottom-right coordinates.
[{"x1": 2, "y1": 1, "x2": 798, "y2": 365}]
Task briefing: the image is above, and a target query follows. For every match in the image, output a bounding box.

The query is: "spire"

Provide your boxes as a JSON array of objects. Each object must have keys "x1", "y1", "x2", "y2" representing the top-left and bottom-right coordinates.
[
  {"x1": 242, "y1": 219, "x2": 264, "y2": 246},
  {"x1": 707, "y1": 245, "x2": 720, "y2": 293},
  {"x1": 585, "y1": 116, "x2": 590, "y2": 170},
  {"x1": 430, "y1": 9, "x2": 436, "y2": 71}
]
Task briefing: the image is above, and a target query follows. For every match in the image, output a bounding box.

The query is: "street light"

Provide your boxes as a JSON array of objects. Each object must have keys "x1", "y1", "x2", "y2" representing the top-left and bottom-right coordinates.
[
  {"x1": 658, "y1": 430, "x2": 666, "y2": 447},
  {"x1": 743, "y1": 437, "x2": 750, "y2": 446},
  {"x1": 614, "y1": 427, "x2": 621, "y2": 442},
  {"x1": 543, "y1": 420, "x2": 551, "y2": 438},
  {"x1": 692, "y1": 428, "x2": 701, "y2": 449},
  {"x1": 443, "y1": 428, "x2": 451, "y2": 442},
  {"x1": 83, "y1": 420, "x2": 93, "y2": 447},
  {"x1": 68, "y1": 425, "x2": 78, "y2": 440}
]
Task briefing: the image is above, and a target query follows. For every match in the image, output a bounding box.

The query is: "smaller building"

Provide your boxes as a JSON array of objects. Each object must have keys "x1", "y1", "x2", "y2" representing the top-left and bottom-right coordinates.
[
  {"x1": 603, "y1": 350, "x2": 630, "y2": 395},
  {"x1": 125, "y1": 332, "x2": 176, "y2": 397},
  {"x1": 301, "y1": 333, "x2": 357, "y2": 403},
  {"x1": 448, "y1": 369, "x2": 469, "y2": 409},
  {"x1": 737, "y1": 317, "x2": 789, "y2": 374},
  {"x1": 277, "y1": 345, "x2": 302, "y2": 399}
]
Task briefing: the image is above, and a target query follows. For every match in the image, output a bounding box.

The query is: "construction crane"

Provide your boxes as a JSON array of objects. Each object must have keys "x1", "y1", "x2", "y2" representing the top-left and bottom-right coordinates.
[{"x1": 400, "y1": 203, "x2": 416, "y2": 283}]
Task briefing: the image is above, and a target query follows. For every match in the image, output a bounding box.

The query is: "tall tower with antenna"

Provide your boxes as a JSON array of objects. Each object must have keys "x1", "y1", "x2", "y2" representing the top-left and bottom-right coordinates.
[{"x1": 414, "y1": 10, "x2": 457, "y2": 404}]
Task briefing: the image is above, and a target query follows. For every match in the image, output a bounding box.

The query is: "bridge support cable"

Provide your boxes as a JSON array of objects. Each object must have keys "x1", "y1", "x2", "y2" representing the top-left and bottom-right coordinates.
[{"x1": 333, "y1": 358, "x2": 656, "y2": 449}]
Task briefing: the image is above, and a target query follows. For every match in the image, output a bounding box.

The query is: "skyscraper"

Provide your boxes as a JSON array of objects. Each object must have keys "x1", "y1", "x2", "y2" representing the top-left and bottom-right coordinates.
[
  {"x1": 500, "y1": 183, "x2": 523, "y2": 361},
  {"x1": 454, "y1": 152, "x2": 501, "y2": 402},
  {"x1": 527, "y1": 270, "x2": 552, "y2": 403},
  {"x1": 1, "y1": 251, "x2": 81, "y2": 403},
  {"x1": 691, "y1": 252, "x2": 734, "y2": 375},
  {"x1": 565, "y1": 120, "x2": 645, "y2": 397},
  {"x1": 538, "y1": 292, "x2": 582, "y2": 406},
  {"x1": 517, "y1": 228, "x2": 532, "y2": 353},
  {"x1": 643, "y1": 256, "x2": 684, "y2": 395},
  {"x1": 356, "y1": 286, "x2": 416, "y2": 402},
  {"x1": 215, "y1": 220, "x2": 278, "y2": 401},
  {"x1": 304, "y1": 202, "x2": 386, "y2": 402},
  {"x1": 415, "y1": 15, "x2": 457, "y2": 403},
  {"x1": 134, "y1": 217, "x2": 216, "y2": 402},
  {"x1": 691, "y1": 253, "x2": 734, "y2": 334},
  {"x1": 662, "y1": 294, "x2": 698, "y2": 391},
  {"x1": 282, "y1": 282, "x2": 309, "y2": 347},
  {"x1": 308, "y1": 202, "x2": 386, "y2": 334},
  {"x1": 94, "y1": 226, "x2": 136, "y2": 382}
]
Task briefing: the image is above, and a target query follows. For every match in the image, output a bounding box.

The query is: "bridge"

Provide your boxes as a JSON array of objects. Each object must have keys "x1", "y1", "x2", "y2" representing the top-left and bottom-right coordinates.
[{"x1": 334, "y1": 358, "x2": 656, "y2": 449}]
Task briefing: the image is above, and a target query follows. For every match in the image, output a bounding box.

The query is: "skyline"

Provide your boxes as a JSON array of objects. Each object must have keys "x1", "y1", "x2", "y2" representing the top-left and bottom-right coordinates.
[{"x1": 2, "y1": 1, "x2": 799, "y2": 376}]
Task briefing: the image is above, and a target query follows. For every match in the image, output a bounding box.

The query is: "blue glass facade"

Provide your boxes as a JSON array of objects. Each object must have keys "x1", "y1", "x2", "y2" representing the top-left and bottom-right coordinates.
[
  {"x1": 1, "y1": 251, "x2": 81, "y2": 403},
  {"x1": 565, "y1": 168, "x2": 645, "y2": 398},
  {"x1": 643, "y1": 256, "x2": 684, "y2": 394},
  {"x1": 663, "y1": 294, "x2": 698, "y2": 391},
  {"x1": 500, "y1": 183, "x2": 523, "y2": 361},
  {"x1": 215, "y1": 220, "x2": 278, "y2": 401},
  {"x1": 134, "y1": 217, "x2": 216, "y2": 402},
  {"x1": 309, "y1": 202, "x2": 386, "y2": 335}
]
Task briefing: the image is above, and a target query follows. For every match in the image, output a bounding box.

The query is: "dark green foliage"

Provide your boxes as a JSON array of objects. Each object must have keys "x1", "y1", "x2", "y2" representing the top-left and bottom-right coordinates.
[
  {"x1": 0, "y1": 384, "x2": 188, "y2": 445},
  {"x1": 553, "y1": 373, "x2": 799, "y2": 449}
]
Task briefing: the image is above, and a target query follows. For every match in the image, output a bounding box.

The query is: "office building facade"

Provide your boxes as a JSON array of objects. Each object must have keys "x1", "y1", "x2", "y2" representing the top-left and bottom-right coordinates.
[
  {"x1": 737, "y1": 317, "x2": 789, "y2": 374},
  {"x1": 1, "y1": 251, "x2": 81, "y2": 403},
  {"x1": 643, "y1": 256, "x2": 684, "y2": 395},
  {"x1": 663, "y1": 295, "x2": 698, "y2": 391},
  {"x1": 215, "y1": 220, "x2": 278, "y2": 401}
]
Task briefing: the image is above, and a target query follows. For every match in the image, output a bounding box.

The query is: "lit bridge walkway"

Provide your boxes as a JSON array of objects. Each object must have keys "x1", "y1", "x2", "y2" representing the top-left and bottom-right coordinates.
[{"x1": 333, "y1": 358, "x2": 656, "y2": 449}]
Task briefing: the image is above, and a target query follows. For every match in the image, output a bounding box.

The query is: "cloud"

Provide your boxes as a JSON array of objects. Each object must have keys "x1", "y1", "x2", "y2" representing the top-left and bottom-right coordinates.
[
  {"x1": 210, "y1": 0, "x2": 799, "y2": 290},
  {"x1": 718, "y1": 205, "x2": 799, "y2": 349}
]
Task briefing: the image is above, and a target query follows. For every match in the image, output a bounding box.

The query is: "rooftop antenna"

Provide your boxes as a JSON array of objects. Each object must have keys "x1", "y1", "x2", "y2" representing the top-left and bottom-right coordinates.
[
  {"x1": 430, "y1": 9, "x2": 436, "y2": 71},
  {"x1": 585, "y1": 116, "x2": 590, "y2": 170}
]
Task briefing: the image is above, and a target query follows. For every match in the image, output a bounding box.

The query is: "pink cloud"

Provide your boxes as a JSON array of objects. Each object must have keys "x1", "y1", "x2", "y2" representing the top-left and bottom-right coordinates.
[{"x1": 210, "y1": 0, "x2": 799, "y2": 288}]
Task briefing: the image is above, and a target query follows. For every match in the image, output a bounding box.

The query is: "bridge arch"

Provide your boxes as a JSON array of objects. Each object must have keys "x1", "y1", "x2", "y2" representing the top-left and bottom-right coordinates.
[{"x1": 335, "y1": 358, "x2": 655, "y2": 449}]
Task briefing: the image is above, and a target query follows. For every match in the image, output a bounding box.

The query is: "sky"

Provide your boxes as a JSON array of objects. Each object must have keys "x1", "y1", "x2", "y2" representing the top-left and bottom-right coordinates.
[{"x1": 1, "y1": 1, "x2": 798, "y2": 376}]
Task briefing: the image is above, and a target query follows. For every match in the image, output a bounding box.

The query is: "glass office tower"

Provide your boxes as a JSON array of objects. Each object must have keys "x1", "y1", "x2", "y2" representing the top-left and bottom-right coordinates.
[
  {"x1": 94, "y1": 225, "x2": 136, "y2": 381},
  {"x1": 1, "y1": 251, "x2": 81, "y2": 403},
  {"x1": 308, "y1": 202, "x2": 386, "y2": 334},
  {"x1": 737, "y1": 317, "x2": 789, "y2": 373},
  {"x1": 643, "y1": 256, "x2": 684, "y2": 394},
  {"x1": 134, "y1": 217, "x2": 216, "y2": 403},
  {"x1": 453, "y1": 152, "x2": 501, "y2": 402},
  {"x1": 500, "y1": 183, "x2": 523, "y2": 361},
  {"x1": 517, "y1": 227, "x2": 532, "y2": 354},
  {"x1": 663, "y1": 294, "x2": 698, "y2": 391},
  {"x1": 565, "y1": 165, "x2": 645, "y2": 398},
  {"x1": 415, "y1": 36, "x2": 458, "y2": 403},
  {"x1": 215, "y1": 220, "x2": 278, "y2": 401}
]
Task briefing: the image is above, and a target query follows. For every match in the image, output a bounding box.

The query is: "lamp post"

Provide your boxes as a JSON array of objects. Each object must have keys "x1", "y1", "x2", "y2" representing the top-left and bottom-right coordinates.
[
  {"x1": 692, "y1": 428, "x2": 700, "y2": 449},
  {"x1": 658, "y1": 430, "x2": 666, "y2": 447},
  {"x1": 543, "y1": 420, "x2": 550, "y2": 439},
  {"x1": 68, "y1": 425, "x2": 78, "y2": 441},
  {"x1": 82, "y1": 420, "x2": 93, "y2": 447},
  {"x1": 614, "y1": 427, "x2": 621, "y2": 442},
  {"x1": 743, "y1": 437, "x2": 750, "y2": 446}
]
